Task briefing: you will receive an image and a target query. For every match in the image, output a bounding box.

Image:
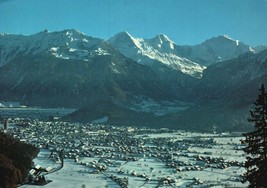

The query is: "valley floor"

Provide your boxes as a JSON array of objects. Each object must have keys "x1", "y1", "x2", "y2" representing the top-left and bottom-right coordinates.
[{"x1": 0, "y1": 118, "x2": 249, "y2": 188}]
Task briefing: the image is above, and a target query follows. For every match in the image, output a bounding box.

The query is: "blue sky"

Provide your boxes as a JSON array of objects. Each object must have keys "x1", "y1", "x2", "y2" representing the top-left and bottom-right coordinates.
[{"x1": 0, "y1": 0, "x2": 267, "y2": 46}]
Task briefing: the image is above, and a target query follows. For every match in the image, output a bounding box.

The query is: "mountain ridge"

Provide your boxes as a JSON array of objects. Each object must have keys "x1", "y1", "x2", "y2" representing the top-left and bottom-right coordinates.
[
  {"x1": 1, "y1": 29, "x2": 257, "y2": 75},
  {"x1": 0, "y1": 29, "x2": 266, "y2": 131}
]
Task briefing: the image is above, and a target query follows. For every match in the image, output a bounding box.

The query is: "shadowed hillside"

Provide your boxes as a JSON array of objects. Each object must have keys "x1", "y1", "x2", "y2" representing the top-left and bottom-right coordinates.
[{"x1": 0, "y1": 131, "x2": 39, "y2": 188}]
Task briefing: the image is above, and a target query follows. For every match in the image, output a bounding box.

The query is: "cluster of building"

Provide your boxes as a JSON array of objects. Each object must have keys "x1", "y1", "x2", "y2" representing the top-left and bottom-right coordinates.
[{"x1": 1, "y1": 118, "x2": 246, "y2": 187}]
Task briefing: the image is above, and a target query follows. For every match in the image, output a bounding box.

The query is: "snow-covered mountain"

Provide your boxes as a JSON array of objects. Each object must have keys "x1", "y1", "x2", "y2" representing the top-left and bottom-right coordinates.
[
  {"x1": 109, "y1": 31, "x2": 205, "y2": 78},
  {"x1": 108, "y1": 32, "x2": 256, "y2": 77},
  {"x1": 196, "y1": 49, "x2": 267, "y2": 98},
  {"x1": 0, "y1": 31, "x2": 185, "y2": 108},
  {"x1": 0, "y1": 29, "x2": 102, "y2": 66},
  {"x1": 0, "y1": 29, "x2": 265, "y2": 131},
  {"x1": 176, "y1": 35, "x2": 254, "y2": 66},
  {"x1": 0, "y1": 30, "x2": 255, "y2": 79},
  {"x1": 172, "y1": 49, "x2": 267, "y2": 131},
  {"x1": 254, "y1": 45, "x2": 267, "y2": 53}
]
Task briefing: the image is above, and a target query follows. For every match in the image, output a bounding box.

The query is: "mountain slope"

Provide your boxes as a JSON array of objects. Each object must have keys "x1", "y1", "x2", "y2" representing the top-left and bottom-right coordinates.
[
  {"x1": 65, "y1": 47, "x2": 267, "y2": 131},
  {"x1": 0, "y1": 29, "x2": 265, "y2": 131},
  {"x1": 175, "y1": 35, "x2": 254, "y2": 66},
  {"x1": 64, "y1": 99, "x2": 159, "y2": 127},
  {"x1": 190, "y1": 49, "x2": 267, "y2": 101},
  {"x1": 0, "y1": 29, "x2": 102, "y2": 66},
  {"x1": 109, "y1": 32, "x2": 205, "y2": 78},
  {"x1": 175, "y1": 49, "x2": 267, "y2": 131},
  {"x1": 109, "y1": 32, "x2": 255, "y2": 76},
  {"x1": 0, "y1": 132, "x2": 39, "y2": 188},
  {"x1": 0, "y1": 40, "x2": 180, "y2": 108}
]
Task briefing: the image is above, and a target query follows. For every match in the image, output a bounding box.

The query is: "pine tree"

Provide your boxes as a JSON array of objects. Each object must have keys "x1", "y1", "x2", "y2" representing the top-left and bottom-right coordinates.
[{"x1": 242, "y1": 84, "x2": 267, "y2": 187}]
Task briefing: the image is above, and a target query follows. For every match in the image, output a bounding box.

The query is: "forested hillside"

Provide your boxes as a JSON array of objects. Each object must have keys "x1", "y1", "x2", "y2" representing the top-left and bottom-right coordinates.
[{"x1": 0, "y1": 131, "x2": 39, "y2": 188}]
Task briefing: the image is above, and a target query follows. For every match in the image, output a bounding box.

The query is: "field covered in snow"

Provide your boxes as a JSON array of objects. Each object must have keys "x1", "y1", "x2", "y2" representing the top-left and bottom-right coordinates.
[
  {"x1": 2, "y1": 119, "x2": 248, "y2": 188},
  {"x1": 0, "y1": 107, "x2": 249, "y2": 188}
]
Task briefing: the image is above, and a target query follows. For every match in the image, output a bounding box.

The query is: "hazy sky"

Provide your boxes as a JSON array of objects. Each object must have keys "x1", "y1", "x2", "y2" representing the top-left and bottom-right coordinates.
[{"x1": 0, "y1": 0, "x2": 267, "y2": 46}]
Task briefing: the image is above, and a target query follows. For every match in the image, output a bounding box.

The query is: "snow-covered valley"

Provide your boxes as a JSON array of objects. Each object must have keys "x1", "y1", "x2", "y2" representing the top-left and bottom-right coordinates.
[{"x1": 0, "y1": 117, "x2": 248, "y2": 188}]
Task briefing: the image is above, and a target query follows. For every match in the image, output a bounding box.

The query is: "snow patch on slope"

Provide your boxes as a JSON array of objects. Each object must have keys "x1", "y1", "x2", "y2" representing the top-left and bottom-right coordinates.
[
  {"x1": 0, "y1": 29, "x2": 102, "y2": 66},
  {"x1": 109, "y1": 32, "x2": 205, "y2": 78}
]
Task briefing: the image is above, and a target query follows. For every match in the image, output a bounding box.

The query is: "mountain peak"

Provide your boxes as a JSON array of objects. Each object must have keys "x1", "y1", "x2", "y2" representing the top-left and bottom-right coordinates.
[
  {"x1": 119, "y1": 31, "x2": 131, "y2": 36},
  {"x1": 108, "y1": 31, "x2": 143, "y2": 50},
  {"x1": 110, "y1": 31, "x2": 134, "y2": 41},
  {"x1": 209, "y1": 35, "x2": 238, "y2": 43},
  {"x1": 202, "y1": 35, "x2": 246, "y2": 48},
  {"x1": 155, "y1": 33, "x2": 174, "y2": 44},
  {"x1": 63, "y1": 29, "x2": 84, "y2": 35},
  {"x1": 190, "y1": 35, "x2": 255, "y2": 66},
  {"x1": 147, "y1": 33, "x2": 175, "y2": 51},
  {"x1": 222, "y1": 34, "x2": 235, "y2": 41},
  {"x1": 32, "y1": 29, "x2": 86, "y2": 39}
]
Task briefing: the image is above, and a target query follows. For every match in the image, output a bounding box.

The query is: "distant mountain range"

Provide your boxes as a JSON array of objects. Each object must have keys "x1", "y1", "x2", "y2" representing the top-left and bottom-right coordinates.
[{"x1": 0, "y1": 29, "x2": 267, "y2": 131}]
